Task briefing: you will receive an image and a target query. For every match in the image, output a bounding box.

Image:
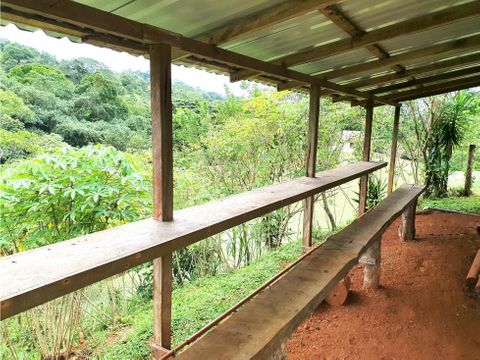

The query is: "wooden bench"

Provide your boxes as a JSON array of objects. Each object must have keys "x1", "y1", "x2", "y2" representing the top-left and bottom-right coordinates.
[
  {"x1": 0, "y1": 161, "x2": 385, "y2": 320},
  {"x1": 175, "y1": 184, "x2": 425, "y2": 360}
]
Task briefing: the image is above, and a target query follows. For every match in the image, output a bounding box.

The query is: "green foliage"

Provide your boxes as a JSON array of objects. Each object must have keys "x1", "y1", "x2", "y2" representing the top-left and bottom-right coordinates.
[
  {"x1": 0, "y1": 129, "x2": 40, "y2": 163},
  {"x1": 425, "y1": 92, "x2": 475, "y2": 198},
  {"x1": 75, "y1": 71, "x2": 128, "y2": 122},
  {"x1": 8, "y1": 63, "x2": 74, "y2": 98},
  {"x1": 98, "y1": 241, "x2": 301, "y2": 358},
  {"x1": 1, "y1": 42, "x2": 41, "y2": 71},
  {"x1": 0, "y1": 89, "x2": 33, "y2": 125},
  {"x1": 422, "y1": 196, "x2": 480, "y2": 214},
  {"x1": 0, "y1": 146, "x2": 150, "y2": 254}
]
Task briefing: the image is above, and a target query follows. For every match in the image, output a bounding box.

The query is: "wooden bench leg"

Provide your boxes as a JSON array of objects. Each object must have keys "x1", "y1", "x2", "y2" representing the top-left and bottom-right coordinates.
[
  {"x1": 360, "y1": 236, "x2": 381, "y2": 290},
  {"x1": 269, "y1": 341, "x2": 287, "y2": 360},
  {"x1": 398, "y1": 199, "x2": 417, "y2": 241}
]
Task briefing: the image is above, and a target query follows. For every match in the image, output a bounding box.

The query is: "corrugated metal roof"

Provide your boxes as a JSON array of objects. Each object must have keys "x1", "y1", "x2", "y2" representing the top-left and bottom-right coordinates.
[{"x1": 3, "y1": 0, "x2": 480, "y2": 102}]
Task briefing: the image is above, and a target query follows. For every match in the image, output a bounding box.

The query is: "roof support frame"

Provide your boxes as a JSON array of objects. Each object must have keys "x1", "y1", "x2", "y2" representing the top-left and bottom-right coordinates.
[
  {"x1": 0, "y1": 0, "x2": 396, "y2": 106},
  {"x1": 230, "y1": 2, "x2": 480, "y2": 82}
]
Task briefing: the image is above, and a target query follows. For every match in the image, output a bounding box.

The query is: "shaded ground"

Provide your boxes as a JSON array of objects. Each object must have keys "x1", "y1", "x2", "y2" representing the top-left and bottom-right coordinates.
[{"x1": 288, "y1": 212, "x2": 480, "y2": 360}]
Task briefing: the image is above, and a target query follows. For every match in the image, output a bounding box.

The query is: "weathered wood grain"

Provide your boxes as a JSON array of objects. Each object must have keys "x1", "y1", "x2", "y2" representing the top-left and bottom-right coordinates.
[
  {"x1": 176, "y1": 184, "x2": 425, "y2": 360},
  {"x1": 0, "y1": 161, "x2": 385, "y2": 320}
]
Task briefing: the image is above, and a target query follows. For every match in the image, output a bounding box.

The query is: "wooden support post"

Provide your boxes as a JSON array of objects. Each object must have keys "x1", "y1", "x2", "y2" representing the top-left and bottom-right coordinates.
[
  {"x1": 150, "y1": 43, "x2": 174, "y2": 355},
  {"x1": 399, "y1": 199, "x2": 417, "y2": 241},
  {"x1": 359, "y1": 97, "x2": 374, "y2": 215},
  {"x1": 302, "y1": 84, "x2": 321, "y2": 251},
  {"x1": 387, "y1": 105, "x2": 401, "y2": 195},
  {"x1": 360, "y1": 236, "x2": 381, "y2": 289},
  {"x1": 463, "y1": 144, "x2": 476, "y2": 197}
]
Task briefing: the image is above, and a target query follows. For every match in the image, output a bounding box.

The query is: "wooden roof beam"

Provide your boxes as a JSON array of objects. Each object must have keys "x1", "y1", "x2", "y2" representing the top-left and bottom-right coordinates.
[
  {"x1": 320, "y1": 34, "x2": 480, "y2": 79},
  {"x1": 370, "y1": 65, "x2": 480, "y2": 95},
  {"x1": 384, "y1": 75, "x2": 480, "y2": 102},
  {"x1": 352, "y1": 75, "x2": 480, "y2": 105},
  {"x1": 231, "y1": 2, "x2": 480, "y2": 82},
  {"x1": 334, "y1": 65, "x2": 480, "y2": 103},
  {"x1": 343, "y1": 52, "x2": 480, "y2": 89},
  {"x1": 172, "y1": 0, "x2": 339, "y2": 60},
  {"x1": 1, "y1": 0, "x2": 396, "y2": 106},
  {"x1": 320, "y1": 4, "x2": 405, "y2": 74}
]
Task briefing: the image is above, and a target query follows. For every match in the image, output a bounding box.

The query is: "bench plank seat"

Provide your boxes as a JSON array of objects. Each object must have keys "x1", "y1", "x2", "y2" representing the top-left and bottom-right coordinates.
[
  {"x1": 1, "y1": 161, "x2": 385, "y2": 320},
  {"x1": 176, "y1": 184, "x2": 425, "y2": 360}
]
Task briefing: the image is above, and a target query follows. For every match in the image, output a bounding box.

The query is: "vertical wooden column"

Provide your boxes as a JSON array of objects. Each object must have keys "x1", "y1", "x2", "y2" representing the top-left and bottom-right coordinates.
[
  {"x1": 150, "y1": 43, "x2": 173, "y2": 356},
  {"x1": 358, "y1": 97, "x2": 374, "y2": 215},
  {"x1": 399, "y1": 199, "x2": 417, "y2": 241},
  {"x1": 360, "y1": 235, "x2": 381, "y2": 289},
  {"x1": 387, "y1": 105, "x2": 401, "y2": 196},
  {"x1": 302, "y1": 84, "x2": 321, "y2": 251}
]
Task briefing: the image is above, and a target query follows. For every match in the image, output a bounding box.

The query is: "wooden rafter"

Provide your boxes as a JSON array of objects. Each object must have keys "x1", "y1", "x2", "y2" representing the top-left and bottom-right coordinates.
[
  {"x1": 320, "y1": 34, "x2": 480, "y2": 79},
  {"x1": 0, "y1": 0, "x2": 396, "y2": 106},
  {"x1": 332, "y1": 64, "x2": 480, "y2": 103},
  {"x1": 384, "y1": 75, "x2": 480, "y2": 102},
  {"x1": 320, "y1": 4, "x2": 405, "y2": 74},
  {"x1": 344, "y1": 52, "x2": 480, "y2": 89},
  {"x1": 172, "y1": 0, "x2": 339, "y2": 60},
  {"x1": 231, "y1": 2, "x2": 480, "y2": 82},
  {"x1": 370, "y1": 65, "x2": 480, "y2": 95}
]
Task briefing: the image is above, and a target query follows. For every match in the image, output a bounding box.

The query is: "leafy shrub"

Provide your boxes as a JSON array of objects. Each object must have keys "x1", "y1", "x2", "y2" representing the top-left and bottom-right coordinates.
[{"x1": 0, "y1": 145, "x2": 151, "y2": 254}]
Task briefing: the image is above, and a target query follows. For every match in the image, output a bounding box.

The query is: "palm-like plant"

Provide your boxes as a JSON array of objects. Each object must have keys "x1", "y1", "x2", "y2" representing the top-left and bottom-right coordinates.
[{"x1": 425, "y1": 91, "x2": 475, "y2": 197}]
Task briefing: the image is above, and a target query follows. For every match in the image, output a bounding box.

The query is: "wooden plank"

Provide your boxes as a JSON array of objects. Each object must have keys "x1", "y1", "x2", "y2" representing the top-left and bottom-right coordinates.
[
  {"x1": 231, "y1": 2, "x2": 480, "y2": 80},
  {"x1": 0, "y1": 161, "x2": 386, "y2": 320},
  {"x1": 387, "y1": 106, "x2": 401, "y2": 195},
  {"x1": 303, "y1": 84, "x2": 321, "y2": 249},
  {"x1": 150, "y1": 43, "x2": 174, "y2": 351},
  {"x1": 359, "y1": 98, "x2": 374, "y2": 215},
  {"x1": 176, "y1": 184, "x2": 425, "y2": 360},
  {"x1": 1, "y1": 1, "x2": 395, "y2": 106},
  {"x1": 320, "y1": 34, "x2": 480, "y2": 79}
]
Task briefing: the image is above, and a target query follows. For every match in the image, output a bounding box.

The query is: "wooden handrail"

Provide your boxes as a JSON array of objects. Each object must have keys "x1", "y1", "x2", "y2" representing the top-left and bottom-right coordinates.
[{"x1": 0, "y1": 161, "x2": 385, "y2": 320}]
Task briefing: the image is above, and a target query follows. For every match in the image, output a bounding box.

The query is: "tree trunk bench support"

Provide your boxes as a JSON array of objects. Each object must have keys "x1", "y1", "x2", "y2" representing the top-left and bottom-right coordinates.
[
  {"x1": 360, "y1": 235, "x2": 381, "y2": 290},
  {"x1": 175, "y1": 184, "x2": 425, "y2": 360},
  {"x1": 399, "y1": 198, "x2": 417, "y2": 241}
]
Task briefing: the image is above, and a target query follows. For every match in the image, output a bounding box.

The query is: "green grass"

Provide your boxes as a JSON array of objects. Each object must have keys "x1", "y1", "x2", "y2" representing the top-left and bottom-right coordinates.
[
  {"x1": 421, "y1": 195, "x2": 480, "y2": 214},
  {"x1": 94, "y1": 240, "x2": 302, "y2": 359}
]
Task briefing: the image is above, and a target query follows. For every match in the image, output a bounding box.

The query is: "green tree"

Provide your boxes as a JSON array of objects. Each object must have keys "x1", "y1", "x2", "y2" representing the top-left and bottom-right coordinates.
[
  {"x1": 0, "y1": 89, "x2": 33, "y2": 126},
  {"x1": 74, "y1": 71, "x2": 128, "y2": 122},
  {"x1": 8, "y1": 63, "x2": 74, "y2": 99}
]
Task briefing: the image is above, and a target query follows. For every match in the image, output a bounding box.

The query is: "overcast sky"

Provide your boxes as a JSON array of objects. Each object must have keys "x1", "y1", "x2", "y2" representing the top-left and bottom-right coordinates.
[{"x1": 0, "y1": 24, "x2": 254, "y2": 96}]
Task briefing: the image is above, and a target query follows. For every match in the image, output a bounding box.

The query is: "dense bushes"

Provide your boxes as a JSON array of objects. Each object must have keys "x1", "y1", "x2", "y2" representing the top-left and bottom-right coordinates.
[{"x1": 0, "y1": 146, "x2": 150, "y2": 254}]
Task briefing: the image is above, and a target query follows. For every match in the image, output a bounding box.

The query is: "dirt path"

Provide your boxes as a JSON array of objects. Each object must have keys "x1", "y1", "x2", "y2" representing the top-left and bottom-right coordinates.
[{"x1": 288, "y1": 213, "x2": 480, "y2": 360}]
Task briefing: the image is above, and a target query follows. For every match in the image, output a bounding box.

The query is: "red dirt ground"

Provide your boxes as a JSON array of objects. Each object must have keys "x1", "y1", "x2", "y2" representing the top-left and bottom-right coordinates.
[{"x1": 288, "y1": 212, "x2": 480, "y2": 360}]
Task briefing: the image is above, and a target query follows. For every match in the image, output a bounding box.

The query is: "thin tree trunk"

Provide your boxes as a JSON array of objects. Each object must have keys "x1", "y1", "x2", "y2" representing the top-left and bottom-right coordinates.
[
  {"x1": 321, "y1": 192, "x2": 336, "y2": 231},
  {"x1": 463, "y1": 144, "x2": 476, "y2": 196}
]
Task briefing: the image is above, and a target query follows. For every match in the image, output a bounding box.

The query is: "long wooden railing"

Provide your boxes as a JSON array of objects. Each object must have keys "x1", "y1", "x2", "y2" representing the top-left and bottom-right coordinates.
[{"x1": 0, "y1": 161, "x2": 385, "y2": 320}]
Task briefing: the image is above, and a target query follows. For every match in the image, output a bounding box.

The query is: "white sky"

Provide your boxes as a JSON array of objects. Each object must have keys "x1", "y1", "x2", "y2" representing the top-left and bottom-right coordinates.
[{"x1": 0, "y1": 24, "x2": 253, "y2": 96}]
